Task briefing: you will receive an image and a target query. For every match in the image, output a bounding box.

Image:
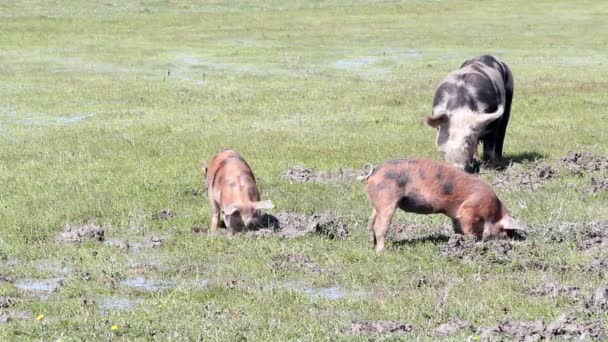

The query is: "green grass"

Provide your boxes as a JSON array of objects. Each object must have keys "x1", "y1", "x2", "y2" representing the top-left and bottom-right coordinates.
[{"x1": 0, "y1": 0, "x2": 607, "y2": 340}]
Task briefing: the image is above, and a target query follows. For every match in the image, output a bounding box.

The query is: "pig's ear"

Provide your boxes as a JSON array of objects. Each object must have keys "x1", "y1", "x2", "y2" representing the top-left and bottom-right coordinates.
[
  {"x1": 200, "y1": 160, "x2": 208, "y2": 177},
  {"x1": 425, "y1": 112, "x2": 448, "y2": 128},
  {"x1": 252, "y1": 200, "x2": 273, "y2": 210},
  {"x1": 221, "y1": 204, "x2": 240, "y2": 216},
  {"x1": 474, "y1": 105, "x2": 504, "y2": 129}
]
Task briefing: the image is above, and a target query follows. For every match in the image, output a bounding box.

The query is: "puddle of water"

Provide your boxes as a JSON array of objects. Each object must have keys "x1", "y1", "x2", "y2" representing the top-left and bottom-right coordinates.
[
  {"x1": 333, "y1": 49, "x2": 423, "y2": 75},
  {"x1": 16, "y1": 278, "x2": 63, "y2": 293},
  {"x1": 99, "y1": 297, "x2": 140, "y2": 310},
  {"x1": 282, "y1": 281, "x2": 366, "y2": 300},
  {"x1": 121, "y1": 277, "x2": 173, "y2": 292},
  {"x1": 57, "y1": 113, "x2": 94, "y2": 124},
  {"x1": 34, "y1": 260, "x2": 70, "y2": 275}
]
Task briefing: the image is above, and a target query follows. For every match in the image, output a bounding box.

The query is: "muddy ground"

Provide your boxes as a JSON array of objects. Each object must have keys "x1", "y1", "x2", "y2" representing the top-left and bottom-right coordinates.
[
  {"x1": 350, "y1": 320, "x2": 413, "y2": 336},
  {"x1": 281, "y1": 165, "x2": 366, "y2": 183},
  {"x1": 247, "y1": 211, "x2": 348, "y2": 239}
]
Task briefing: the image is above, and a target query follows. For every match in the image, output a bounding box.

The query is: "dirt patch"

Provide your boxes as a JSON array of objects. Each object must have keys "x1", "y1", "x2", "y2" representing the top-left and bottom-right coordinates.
[
  {"x1": 281, "y1": 165, "x2": 365, "y2": 183},
  {"x1": 249, "y1": 211, "x2": 348, "y2": 239},
  {"x1": 490, "y1": 162, "x2": 555, "y2": 190},
  {"x1": 480, "y1": 315, "x2": 605, "y2": 341},
  {"x1": 432, "y1": 317, "x2": 471, "y2": 337},
  {"x1": 577, "y1": 221, "x2": 608, "y2": 251},
  {"x1": 0, "y1": 275, "x2": 15, "y2": 284},
  {"x1": 388, "y1": 222, "x2": 450, "y2": 243},
  {"x1": 586, "y1": 284, "x2": 608, "y2": 312},
  {"x1": 590, "y1": 176, "x2": 608, "y2": 193},
  {"x1": 144, "y1": 235, "x2": 163, "y2": 248},
  {"x1": 55, "y1": 223, "x2": 105, "y2": 243},
  {"x1": 583, "y1": 258, "x2": 608, "y2": 277},
  {"x1": 0, "y1": 310, "x2": 30, "y2": 323},
  {"x1": 525, "y1": 282, "x2": 583, "y2": 302},
  {"x1": 152, "y1": 209, "x2": 176, "y2": 220},
  {"x1": 440, "y1": 235, "x2": 513, "y2": 263},
  {"x1": 560, "y1": 151, "x2": 608, "y2": 174},
  {"x1": 270, "y1": 253, "x2": 326, "y2": 274},
  {"x1": 350, "y1": 320, "x2": 413, "y2": 336}
]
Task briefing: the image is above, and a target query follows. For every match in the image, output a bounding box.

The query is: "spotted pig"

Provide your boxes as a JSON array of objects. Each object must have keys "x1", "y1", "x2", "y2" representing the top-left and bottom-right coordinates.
[
  {"x1": 361, "y1": 158, "x2": 524, "y2": 252},
  {"x1": 201, "y1": 149, "x2": 273, "y2": 235},
  {"x1": 426, "y1": 55, "x2": 514, "y2": 171}
]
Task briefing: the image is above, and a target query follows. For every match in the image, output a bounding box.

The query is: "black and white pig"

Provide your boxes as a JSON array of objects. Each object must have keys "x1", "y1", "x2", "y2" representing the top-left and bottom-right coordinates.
[{"x1": 426, "y1": 55, "x2": 514, "y2": 171}]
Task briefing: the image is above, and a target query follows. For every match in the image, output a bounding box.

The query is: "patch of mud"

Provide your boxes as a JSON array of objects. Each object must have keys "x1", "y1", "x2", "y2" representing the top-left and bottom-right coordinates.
[
  {"x1": 525, "y1": 282, "x2": 583, "y2": 302},
  {"x1": 480, "y1": 315, "x2": 605, "y2": 341},
  {"x1": 388, "y1": 222, "x2": 451, "y2": 244},
  {"x1": 0, "y1": 310, "x2": 31, "y2": 323},
  {"x1": 281, "y1": 165, "x2": 365, "y2": 183},
  {"x1": 491, "y1": 162, "x2": 555, "y2": 190},
  {"x1": 121, "y1": 277, "x2": 173, "y2": 292},
  {"x1": 432, "y1": 317, "x2": 471, "y2": 337},
  {"x1": 560, "y1": 151, "x2": 608, "y2": 174},
  {"x1": 249, "y1": 211, "x2": 348, "y2": 239},
  {"x1": 283, "y1": 281, "x2": 366, "y2": 301},
  {"x1": 440, "y1": 235, "x2": 513, "y2": 263},
  {"x1": 55, "y1": 223, "x2": 105, "y2": 243},
  {"x1": 270, "y1": 253, "x2": 326, "y2": 274},
  {"x1": 586, "y1": 284, "x2": 608, "y2": 312},
  {"x1": 350, "y1": 320, "x2": 413, "y2": 336},
  {"x1": 144, "y1": 235, "x2": 163, "y2": 248},
  {"x1": 152, "y1": 209, "x2": 176, "y2": 220},
  {"x1": 590, "y1": 176, "x2": 608, "y2": 193}
]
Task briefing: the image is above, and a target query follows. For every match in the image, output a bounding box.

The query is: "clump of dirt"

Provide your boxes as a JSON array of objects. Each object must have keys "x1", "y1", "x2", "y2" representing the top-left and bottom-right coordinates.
[
  {"x1": 0, "y1": 297, "x2": 13, "y2": 308},
  {"x1": 55, "y1": 223, "x2": 105, "y2": 243},
  {"x1": 525, "y1": 282, "x2": 583, "y2": 302},
  {"x1": 249, "y1": 211, "x2": 348, "y2": 239},
  {"x1": 440, "y1": 235, "x2": 513, "y2": 263},
  {"x1": 0, "y1": 310, "x2": 30, "y2": 323},
  {"x1": 152, "y1": 209, "x2": 176, "y2": 220},
  {"x1": 0, "y1": 275, "x2": 15, "y2": 284},
  {"x1": 270, "y1": 253, "x2": 326, "y2": 274},
  {"x1": 282, "y1": 165, "x2": 365, "y2": 183},
  {"x1": 480, "y1": 315, "x2": 605, "y2": 341},
  {"x1": 350, "y1": 320, "x2": 413, "y2": 336},
  {"x1": 144, "y1": 235, "x2": 163, "y2": 248},
  {"x1": 561, "y1": 151, "x2": 608, "y2": 174},
  {"x1": 590, "y1": 176, "x2": 608, "y2": 193},
  {"x1": 491, "y1": 162, "x2": 555, "y2": 190},
  {"x1": 586, "y1": 284, "x2": 608, "y2": 312},
  {"x1": 432, "y1": 317, "x2": 471, "y2": 337}
]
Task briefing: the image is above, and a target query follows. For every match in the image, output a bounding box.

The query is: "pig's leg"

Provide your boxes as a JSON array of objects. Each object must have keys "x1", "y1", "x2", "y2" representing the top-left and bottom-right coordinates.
[
  {"x1": 367, "y1": 208, "x2": 377, "y2": 244},
  {"x1": 373, "y1": 205, "x2": 395, "y2": 252},
  {"x1": 210, "y1": 201, "x2": 221, "y2": 232},
  {"x1": 455, "y1": 204, "x2": 484, "y2": 240}
]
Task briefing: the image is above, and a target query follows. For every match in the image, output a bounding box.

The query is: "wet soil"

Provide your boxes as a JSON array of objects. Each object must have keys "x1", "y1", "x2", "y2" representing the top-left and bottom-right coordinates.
[
  {"x1": 0, "y1": 297, "x2": 13, "y2": 308},
  {"x1": 55, "y1": 223, "x2": 105, "y2": 243},
  {"x1": 490, "y1": 162, "x2": 555, "y2": 191},
  {"x1": 432, "y1": 317, "x2": 471, "y2": 337},
  {"x1": 283, "y1": 281, "x2": 365, "y2": 300},
  {"x1": 16, "y1": 278, "x2": 63, "y2": 294},
  {"x1": 281, "y1": 165, "x2": 365, "y2": 183},
  {"x1": 248, "y1": 211, "x2": 348, "y2": 239},
  {"x1": 440, "y1": 235, "x2": 513, "y2": 263},
  {"x1": 121, "y1": 277, "x2": 173, "y2": 292},
  {"x1": 270, "y1": 253, "x2": 326, "y2": 274},
  {"x1": 560, "y1": 151, "x2": 608, "y2": 174},
  {"x1": 480, "y1": 314, "x2": 605, "y2": 341}
]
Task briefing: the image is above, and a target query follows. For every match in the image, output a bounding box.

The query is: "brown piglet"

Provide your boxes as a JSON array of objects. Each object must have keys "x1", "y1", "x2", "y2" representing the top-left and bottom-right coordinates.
[
  {"x1": 202, "y1": 149, "x2": 273, "y2": 235},
  {"x1": 361, "y1": 158, "x2": 524, "y2": 252}
]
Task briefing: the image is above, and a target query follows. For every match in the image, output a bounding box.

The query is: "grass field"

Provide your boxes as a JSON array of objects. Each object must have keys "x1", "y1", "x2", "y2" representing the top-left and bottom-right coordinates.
[{"x1": 1, "y1": 0, "x2": 607, "y2": 340}]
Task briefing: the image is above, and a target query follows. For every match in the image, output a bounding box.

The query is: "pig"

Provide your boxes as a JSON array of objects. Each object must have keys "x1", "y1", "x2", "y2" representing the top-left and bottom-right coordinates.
[
  {"x1": 201, "y1": 149, "x2": 273, "y2": 235},
  {"x1": 426, "y1": 55, "x2": 514, "y2": 171},
  {"x1": 361, "y1": 158, "x2": 524, "y2": 252}
]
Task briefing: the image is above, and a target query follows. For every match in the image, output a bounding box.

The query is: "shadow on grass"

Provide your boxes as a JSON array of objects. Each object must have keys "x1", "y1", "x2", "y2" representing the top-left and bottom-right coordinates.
[
  {"x1": 392, "y1": 233, "x2": 451, "y2": 248},
  {"x1": 499, "y1": 151, "x2": 548, "y2": 168}
]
